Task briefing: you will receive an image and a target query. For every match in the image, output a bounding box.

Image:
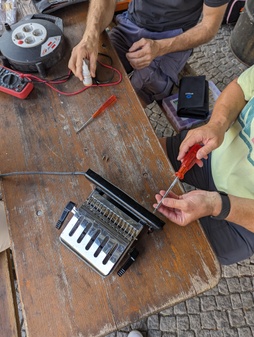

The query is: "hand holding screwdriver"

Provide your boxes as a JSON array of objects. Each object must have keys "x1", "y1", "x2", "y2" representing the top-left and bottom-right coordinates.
[
  {"x1": 153, "y1": 144, "x2": 202, "y2": 213},
  {"x1": 76, "y1": 95, "x2": 117, "y2": 133}
]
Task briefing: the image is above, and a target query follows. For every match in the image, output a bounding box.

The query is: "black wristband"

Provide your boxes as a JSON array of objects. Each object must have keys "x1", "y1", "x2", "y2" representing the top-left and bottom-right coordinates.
[{"x1": 211, "y1": 191, "x2": 231, "y2": 220}]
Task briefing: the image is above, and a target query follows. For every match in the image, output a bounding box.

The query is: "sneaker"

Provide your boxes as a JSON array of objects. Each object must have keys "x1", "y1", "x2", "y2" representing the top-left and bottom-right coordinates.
[{"x1": 127, "y1": 331, "x2": 143, "y2": 337}]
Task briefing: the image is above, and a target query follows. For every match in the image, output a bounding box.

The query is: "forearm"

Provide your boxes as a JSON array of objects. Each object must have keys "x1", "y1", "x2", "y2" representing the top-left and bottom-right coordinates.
[
  {"x1": 83, "y1": 0, "x2": 116, "y2": 40},
  {"x1": 208, "y1": 79, "x2": 246, "y2": 132},
  {"x1": 212, "y1": 193, "x2": 254, "y2": 233},
  {"x1": 155, "y1": 4, "x2": 227, "y2": 57},
  {"x1": 155, "y1": 190, "x2": 254, "y2": 232}
]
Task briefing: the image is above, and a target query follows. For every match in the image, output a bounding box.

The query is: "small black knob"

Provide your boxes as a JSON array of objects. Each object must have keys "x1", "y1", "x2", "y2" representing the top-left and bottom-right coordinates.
[{"x1": 4, "y1": 23, "x2": 11, "y2": 31}]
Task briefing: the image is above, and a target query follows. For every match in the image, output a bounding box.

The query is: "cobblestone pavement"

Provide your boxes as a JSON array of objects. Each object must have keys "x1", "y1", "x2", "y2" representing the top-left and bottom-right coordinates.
[{"x1": 16, "y1": 24, "x2": 254, "y2": 337}]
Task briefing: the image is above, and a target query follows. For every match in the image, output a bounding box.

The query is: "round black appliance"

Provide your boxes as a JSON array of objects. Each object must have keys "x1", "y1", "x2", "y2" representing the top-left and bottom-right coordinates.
[{"x1": 0, "y1": 14, "x2": 65, "y2": 77}]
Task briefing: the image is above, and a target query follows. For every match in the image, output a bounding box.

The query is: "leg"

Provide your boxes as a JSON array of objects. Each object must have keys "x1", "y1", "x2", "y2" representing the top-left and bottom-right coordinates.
[
  {"x1": 131, "y1": 48, "x2": 192, "y2": 105},
  {"x1": 109, "y1": 12, "x2": 139, "y2": 73},
  {"x1": 200, "y1": 216, "x2": 254, "y2": 265}
]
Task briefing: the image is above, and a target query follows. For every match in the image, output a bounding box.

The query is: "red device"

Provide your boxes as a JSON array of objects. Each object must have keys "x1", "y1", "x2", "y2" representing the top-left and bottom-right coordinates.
[{"x1": 0, "y1": 66, "x2": 34, "y2": 99}]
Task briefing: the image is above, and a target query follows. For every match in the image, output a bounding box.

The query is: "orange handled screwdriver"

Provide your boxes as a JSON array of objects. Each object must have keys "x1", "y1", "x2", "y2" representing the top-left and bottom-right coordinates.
[
  {"x1": 153, "y1": 143, "x2": 202, "y2": 213},
  {"x1": 76, "y1": 95, "x2": 117, "y2": 133}
]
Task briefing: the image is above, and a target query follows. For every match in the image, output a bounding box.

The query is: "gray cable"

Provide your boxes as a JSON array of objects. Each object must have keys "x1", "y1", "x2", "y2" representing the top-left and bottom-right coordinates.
[{"x1": 0, "y1": 171, "x2": 86, "y2": 178}]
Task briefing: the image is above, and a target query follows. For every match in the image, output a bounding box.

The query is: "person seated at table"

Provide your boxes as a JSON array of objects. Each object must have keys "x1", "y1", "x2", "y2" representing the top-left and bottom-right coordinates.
[
  {"x1": 0, "y1": 201, "x2": 10, "y2": 252},
  {"x1": 68, "y1": 0, "x2": 229, "y2": 106},
  {"x1": 154, "y1": 65, "x2": 254, "y2": 265}
]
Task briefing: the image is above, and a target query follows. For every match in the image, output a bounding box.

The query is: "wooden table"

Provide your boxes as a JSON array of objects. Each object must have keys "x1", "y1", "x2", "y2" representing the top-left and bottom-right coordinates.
[{"x1": 1, "y1": 2, "x2": 221, "y2": 337}]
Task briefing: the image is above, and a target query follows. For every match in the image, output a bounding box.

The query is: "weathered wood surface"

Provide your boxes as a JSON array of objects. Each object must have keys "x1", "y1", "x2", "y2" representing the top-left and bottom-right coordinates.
[
  {"x1": 0, "y1": 250, "x2": 20, "y2": 337},
  {"x1": 0, "y1": 2, "x2": 221, "y2": 337}
]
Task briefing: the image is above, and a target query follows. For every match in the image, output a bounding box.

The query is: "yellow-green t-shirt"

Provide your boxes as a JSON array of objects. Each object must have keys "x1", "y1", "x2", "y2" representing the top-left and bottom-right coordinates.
[{"x1": 211, "y1": 65, "x2": 254, "y2": 199}]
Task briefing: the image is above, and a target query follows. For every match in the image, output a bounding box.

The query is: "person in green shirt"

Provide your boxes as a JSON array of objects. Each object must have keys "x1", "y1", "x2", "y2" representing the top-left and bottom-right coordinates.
[{"x1": 155, "y1": 65, "x2": 254, "y2": 265}]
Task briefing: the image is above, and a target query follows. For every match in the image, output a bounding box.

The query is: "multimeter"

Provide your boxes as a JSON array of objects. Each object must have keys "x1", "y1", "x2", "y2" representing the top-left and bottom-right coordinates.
[{"x1": 0, "y1": 66, "x2": 34, "y2": 99}]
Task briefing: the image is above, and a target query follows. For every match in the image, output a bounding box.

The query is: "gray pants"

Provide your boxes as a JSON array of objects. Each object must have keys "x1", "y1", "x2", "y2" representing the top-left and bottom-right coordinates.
[
  {"x1": 166, "y1": 132, "x2": 254, "y2": 265},
  {"x1": 109, "y1": 12, "x2": 192, "y2": 105}
]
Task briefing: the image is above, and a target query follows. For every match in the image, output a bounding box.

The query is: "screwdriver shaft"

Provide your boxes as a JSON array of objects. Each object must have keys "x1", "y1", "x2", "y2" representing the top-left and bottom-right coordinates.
[
  {"x1": 153, "y1": 177, "x2": 178, "y2": 214},
  {"x1": 76, "y1": 116, "x2": 93, "y2": 133}
]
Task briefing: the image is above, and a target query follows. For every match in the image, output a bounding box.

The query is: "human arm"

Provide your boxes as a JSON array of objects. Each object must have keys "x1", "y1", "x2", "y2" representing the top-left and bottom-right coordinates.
[
  {"x1": 178, "y1": 77, "x2": 246, "y2": 163},
  {"x1": 126, "y1": 3, "x2": 227, "y2": 69},
  {"x1": 154, "y1": 190, "x2": 254, "y2": 233},
  {"x1": 68, "y1": 0, "x2": 116, "y2": 81}
]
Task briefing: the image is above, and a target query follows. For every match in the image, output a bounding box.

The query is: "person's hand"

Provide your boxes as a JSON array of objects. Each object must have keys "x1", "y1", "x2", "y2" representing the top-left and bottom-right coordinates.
[
  {"x1": 177, "y1": 122, "x2": 226, "y2": 164},
  {"x1": 154, "y1": 190, "x2": 220, "y2": 226},
  {"x1": 68, "y1": 37, "x2": 99, "y2": 81},
  {"x1": 126, "y1": 38, "x2": 160, "y2": 69}
]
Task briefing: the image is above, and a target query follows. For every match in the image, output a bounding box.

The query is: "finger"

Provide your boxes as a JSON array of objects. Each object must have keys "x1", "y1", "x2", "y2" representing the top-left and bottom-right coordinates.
[
  {"x1": 68, "y1": 52, "x2": 78, "y2": 75},
  {"x1": 155, "y1": 193, "x2": 163, "y2": 202},
  {"x1": 128, "y1": 39, "x2": 145, "y2": 53},
  {"x1": 196, "y1": 144, "x2": 213, "y2": 160},
  {"x1": 89, "y1": 53, "x2": 98, "y2": 78},
  {"x1": 195, "y1": 158, "x2": 204, "y2": 168},
  {"x1": 177, "y1": 138, "x2": 197, "y2": 161}
]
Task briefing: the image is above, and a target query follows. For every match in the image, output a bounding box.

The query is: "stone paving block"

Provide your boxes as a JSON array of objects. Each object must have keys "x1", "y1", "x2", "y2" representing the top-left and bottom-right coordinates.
[
  {"x1": 239, "y1": 276, "x2": 253, "y2": 291},
  {"x1": 189, "y1": 314, "x2": 201, "y2": 331},
  {"x1": 200, "y1": 312, "x2": 217, "y2": 330},
  {"x1": 200, "y1": 296, "x2": 217, "y2": 311},
  {"x1": 160, "y1": 307, "x2": 174, "y2": 316},
  {"x1": 148, "y1": 315, "x2": 160, "y2": 330},
  {"x1": 176, "y1": 315, "x2": 190, "y2": 330},
  {"x1": 217, "y1": 278, "x2": 229, "y2": 295},
  {"x1": 148, "y1": 330, "x2": 162, "y2": 337},
  {"x1": 222, "y1": 328, "x2": 238, "y2": 337},
  {"x1": 228, "y1": 309, "x2": 246, "y2": 327},
  {"x1": 240, "y1": 292, "x2": 254, "y2": 309},
  {"x1": 185, "y1": 297, "x2": 200, "y2": 314},
  {"x1": 177, "y1": 331, "x2": 195, "y2": 337},
  {"x1": 227, "y1": 278, "x2": 241, "y2": 293},
  {"x1": 238, "y1": 327, "x2": 253, "y2": 337},
  {"x1": 221, "y1": 265, "x2": 239, "y2": 278},
  {"x1": 173, "y1": 302, "x2": 187, "y2": 315},
  {"x1": 160, "y1": 316, "x2": 176, "y2": 332},
  {"x1": 215, "y1": 294, "x2": 232, "y2": 310},
  {"x1": 161, "y1": 333, "x2": 176, "y2": 337},
  {"x1": 245, "y1": 308, "x2": 254, "y2": 325},
  {"x1": 210, "y1": 331, "x2": 224, "y2": 337},
  {"x1": 196, "y1": 330, "x2": 212, "y2": 337},
  {"x1": 213, "y1": 311, "x2": 230, "y2": 329},
  {"x1": 131, "y1": 319, "x2": 148, "y2": 331},
  {"x1": 230, "y1": 293, "x2": 242, "y2": 309}
]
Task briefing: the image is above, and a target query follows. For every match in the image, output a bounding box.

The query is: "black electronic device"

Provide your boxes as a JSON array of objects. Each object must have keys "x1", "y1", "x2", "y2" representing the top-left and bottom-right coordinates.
[
  {"x1": 0, "y1": 66, "x2": 34, "y2": 99},
  {"x1": 0, "y1": 14, "x2": 65, "y2": 77},
  {"x1": 56, "y1": 169, "x2": 165, "y2": 277}
]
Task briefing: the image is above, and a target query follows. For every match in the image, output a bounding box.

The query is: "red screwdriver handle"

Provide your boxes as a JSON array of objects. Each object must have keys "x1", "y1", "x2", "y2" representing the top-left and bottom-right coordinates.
[
  {"x1": 92, "y1": 95, "x2": 117, "y2": 118},
  {"x1": 176, "y1": 144, "x2": 202, "y2": 180}
]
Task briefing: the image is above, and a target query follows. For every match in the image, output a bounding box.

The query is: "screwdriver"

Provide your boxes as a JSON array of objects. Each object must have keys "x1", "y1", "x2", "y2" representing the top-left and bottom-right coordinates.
[
  {"x1": 153, "y1": 143, "x2": 202, "y2": 213},
  {"x1": 76, "y1": 94, "x2": 117, "y2": 133}
]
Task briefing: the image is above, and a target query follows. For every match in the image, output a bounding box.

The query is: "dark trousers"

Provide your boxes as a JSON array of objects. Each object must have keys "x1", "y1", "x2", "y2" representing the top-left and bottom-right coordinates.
[{"x1": 109, "y1": 11, "x2": 192, "y2": 105}]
